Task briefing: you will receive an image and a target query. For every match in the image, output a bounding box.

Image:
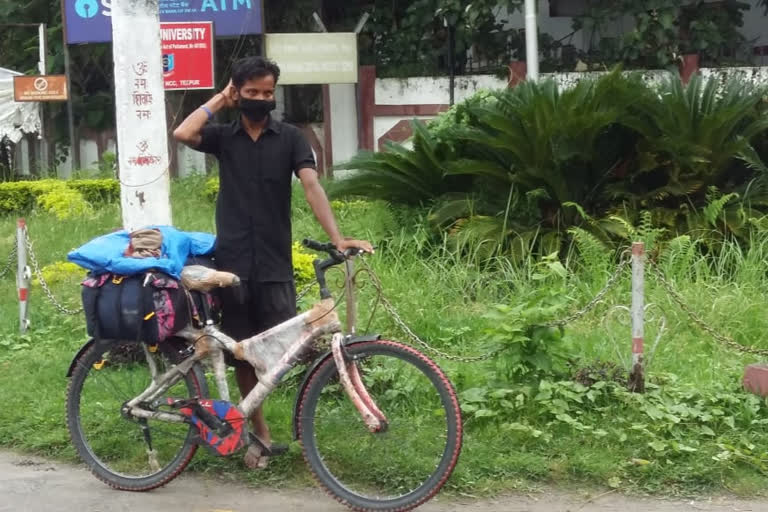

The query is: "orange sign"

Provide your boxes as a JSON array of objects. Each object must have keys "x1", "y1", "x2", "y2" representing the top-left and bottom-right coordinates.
[{"x1": 13, "y1": 75, "x2": 69, "y2": 102}]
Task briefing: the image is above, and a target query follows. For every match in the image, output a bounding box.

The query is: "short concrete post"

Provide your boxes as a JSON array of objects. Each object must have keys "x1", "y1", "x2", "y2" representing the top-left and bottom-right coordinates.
[
  {"x1": 628, "y1": 242, "x2": 645, "y2": 392},
  {"x1": 16, "y1": 218, "x2": 30, "y2": 333}
]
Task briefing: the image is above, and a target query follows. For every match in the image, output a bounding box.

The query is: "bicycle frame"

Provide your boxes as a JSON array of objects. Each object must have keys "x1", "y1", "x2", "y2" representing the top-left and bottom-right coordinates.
[{"x1": 123, "y1": 253, "x2": 388, "y2": 435}]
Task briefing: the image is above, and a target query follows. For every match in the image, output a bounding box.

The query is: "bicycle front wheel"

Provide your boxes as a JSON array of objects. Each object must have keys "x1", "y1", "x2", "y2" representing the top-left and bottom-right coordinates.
[
  {"x1": 297, "y1": 340, "x2": 463, "y2": 511},
  {"x1": 66, "y1": 338, "x2": 208, "y2": 491}
]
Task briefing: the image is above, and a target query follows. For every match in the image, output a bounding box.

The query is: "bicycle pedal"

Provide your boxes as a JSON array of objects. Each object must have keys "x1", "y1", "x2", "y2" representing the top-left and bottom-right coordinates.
[{"x1": 248, "y1": 433, "x2": 289, "y2": 457}]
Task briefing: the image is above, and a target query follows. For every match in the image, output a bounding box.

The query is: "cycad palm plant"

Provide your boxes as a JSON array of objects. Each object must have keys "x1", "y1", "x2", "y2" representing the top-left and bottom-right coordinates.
[
  {"x1": 330, "y1": 71, "x2": 768, "y2": 260},
  {"x1": 440, "y1": 69, "x2": 646, "y2": 256},
  {"x1": 329, "y1": 120, "x2": 468, "y2": 205},
  {"x1": 614, "y1": 73, "x2": 768, "y2": 239}
]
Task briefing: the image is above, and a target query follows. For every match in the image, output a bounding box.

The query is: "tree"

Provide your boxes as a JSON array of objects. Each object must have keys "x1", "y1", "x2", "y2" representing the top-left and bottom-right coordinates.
[
  {"x1": 358, "y1": 0, "x2": 523, "y2": 77},
  {"x1": 0, "y1": 0, "x2": 72, "y2": 171},
  {"x1": 0, "y1": 0, "x2": 523, "y2": 176}
]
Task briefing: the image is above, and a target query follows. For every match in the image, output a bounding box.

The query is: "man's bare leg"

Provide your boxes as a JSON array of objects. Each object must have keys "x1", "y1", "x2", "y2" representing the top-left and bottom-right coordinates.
[{"x1": 235, "y1": 364, "x2": 271, "y2": 468}]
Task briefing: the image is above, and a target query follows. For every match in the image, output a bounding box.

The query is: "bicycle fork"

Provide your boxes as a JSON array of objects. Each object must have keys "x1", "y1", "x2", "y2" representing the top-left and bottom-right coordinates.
[{"x1": 331, "y1": 333, "x2": 388, "y2": 433}]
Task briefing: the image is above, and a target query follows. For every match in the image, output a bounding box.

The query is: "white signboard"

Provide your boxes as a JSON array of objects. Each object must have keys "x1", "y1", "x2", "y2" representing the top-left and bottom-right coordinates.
[{"x1": 265, "y1": 33, "x2": 358, "y2": 85}]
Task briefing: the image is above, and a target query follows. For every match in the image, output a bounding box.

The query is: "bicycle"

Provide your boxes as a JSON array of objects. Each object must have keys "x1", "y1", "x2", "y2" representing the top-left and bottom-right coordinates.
[{"x1": 65, "y1": 239, "x2": 463, "y2": 511}]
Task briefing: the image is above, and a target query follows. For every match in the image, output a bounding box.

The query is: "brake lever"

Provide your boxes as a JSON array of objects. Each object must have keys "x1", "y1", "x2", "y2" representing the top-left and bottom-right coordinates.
[{"x1": 343, "y1": 248, "x2": 361, "y2": 259}]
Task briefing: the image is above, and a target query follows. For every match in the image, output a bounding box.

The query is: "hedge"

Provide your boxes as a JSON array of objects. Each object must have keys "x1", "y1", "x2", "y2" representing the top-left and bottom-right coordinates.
[{"x1": 0, "y1": 179, "x2": 119, "y2": 216}]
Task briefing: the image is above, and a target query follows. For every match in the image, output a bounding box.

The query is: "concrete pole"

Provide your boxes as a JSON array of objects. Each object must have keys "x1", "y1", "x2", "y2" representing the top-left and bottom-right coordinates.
[
  {"x1": 62, "y1": 41, "x2": 77, "y2": 176},
  {"x1": 448, "y1": 23, "x2": 456, "y2": 105},
  {"x1": 111, "y1": 0, "x2": 172, "y2": 231},
  {"x1": 59, "y1": 0, "x2": 79, "y2": 175},
  {"x1": 524, "y1": 0, "x2": 539, "y2": 81},
  {"x1": 628, "y1": 242, "x2": 645, "y2": 393}
]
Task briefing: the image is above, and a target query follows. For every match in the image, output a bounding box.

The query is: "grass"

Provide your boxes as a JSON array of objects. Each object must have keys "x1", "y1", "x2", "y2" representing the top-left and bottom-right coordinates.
[{"x1": 2, "y1": 176, "x2": 768, "y2": 498}]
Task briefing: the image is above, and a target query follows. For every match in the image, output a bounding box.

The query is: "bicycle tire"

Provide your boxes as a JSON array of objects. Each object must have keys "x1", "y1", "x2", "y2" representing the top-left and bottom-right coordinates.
[
  {"x1": 297, "y1": 340, "x2": 463, "y2": 511},
  {"x1": 66, "y1": 338, "x2": 209, "y2": 491}
]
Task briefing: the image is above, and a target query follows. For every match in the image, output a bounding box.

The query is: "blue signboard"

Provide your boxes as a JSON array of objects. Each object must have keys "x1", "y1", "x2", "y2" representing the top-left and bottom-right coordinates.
[{"x1": 64, "y1": 0, "x2": 263, "y2": 44}]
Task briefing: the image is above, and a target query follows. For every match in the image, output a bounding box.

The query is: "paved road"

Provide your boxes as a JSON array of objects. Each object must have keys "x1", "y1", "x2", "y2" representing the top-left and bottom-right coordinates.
[{"x1": 1, "y1": 450, "x2": 765, "y2": 512}]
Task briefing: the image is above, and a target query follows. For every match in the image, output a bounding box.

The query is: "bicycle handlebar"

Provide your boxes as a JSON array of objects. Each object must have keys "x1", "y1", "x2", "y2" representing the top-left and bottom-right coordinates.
[
  {"x1": 302, "y1": 239, "x2": 369, "y2": 300},
  {"x1": 302, "y1": 238, "x2": 338, "y2": 254},
  {"x1": 302, "y1": 238, "x2": 366, "y2": 261}
]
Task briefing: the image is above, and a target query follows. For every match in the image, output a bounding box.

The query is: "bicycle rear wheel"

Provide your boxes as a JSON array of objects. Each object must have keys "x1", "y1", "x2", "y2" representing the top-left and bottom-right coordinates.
[
  {"x1": 66, "y1": 338, "x2": 208, "y2": 491},
  {"x1": 297, "y1": 340, "x2": 462, "y2": 511}
]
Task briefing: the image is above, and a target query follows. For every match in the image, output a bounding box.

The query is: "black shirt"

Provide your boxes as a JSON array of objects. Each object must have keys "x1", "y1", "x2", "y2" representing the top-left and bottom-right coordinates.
[{"x1": 195, "y1": 116, "x2": 316, "y2": 282}]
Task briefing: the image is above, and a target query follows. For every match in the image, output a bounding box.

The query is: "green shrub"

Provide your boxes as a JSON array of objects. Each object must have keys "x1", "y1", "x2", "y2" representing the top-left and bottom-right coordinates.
[
  {"x1": 35, "y1": 261, "x2": 85, "y2": 286},
  {"x1": 37, "y1": 186, "x2": 91, "y2": 220},
  {"x1": 204, "y1": 177, "x2": 219, "y2": 202},
  {"x1": 68, "y1": 179, "x2": 120, "y2": 204},
  {"x1": 483, "y1": 253, "x2": 571, "y2": 381},
  {"x1": 0, "y1": 179, "x2": 118, "y2": 216},
  {"x1": 292, "y1": 241, "x2": 316, "y2": 286},
  {"x1": 0, "y1": 181, "x2": 39, "y2": 213}
]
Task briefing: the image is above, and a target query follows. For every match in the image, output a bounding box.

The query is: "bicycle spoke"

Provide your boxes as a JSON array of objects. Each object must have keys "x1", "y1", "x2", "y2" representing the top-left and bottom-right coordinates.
[
  {"x1": 300, "y1": 342, "x2": 461, "y2": 507},
  {"x1": 71, "y1": 341, "x2": 201, "y2": 482}
]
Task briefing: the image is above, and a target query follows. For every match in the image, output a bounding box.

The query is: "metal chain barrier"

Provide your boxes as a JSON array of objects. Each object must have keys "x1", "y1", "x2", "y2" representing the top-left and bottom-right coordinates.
[
  {"x1": 296, "y1": 280, "x2": 318, "y2": 302},
  {"x1": 24, "y1": 231, "x2": 83, "y2": 316},
  {"x1": 647, "y1": 260, "x2": 768, "y2": 358},
  {"x1": 0, "y1": 244, "x2": 16, "y2": 280},
  {"x1": 543, "y1": 257, "x2": 631, "y2": 329},
  {"x1": 359, "y1": 255, "x2": 630, "y2": 363}
]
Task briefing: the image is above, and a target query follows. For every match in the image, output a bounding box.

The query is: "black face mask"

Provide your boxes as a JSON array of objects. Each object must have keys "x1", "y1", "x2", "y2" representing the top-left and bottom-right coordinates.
[{"x1": 238, "y1": 98, "x2": 276, "y2": 122}]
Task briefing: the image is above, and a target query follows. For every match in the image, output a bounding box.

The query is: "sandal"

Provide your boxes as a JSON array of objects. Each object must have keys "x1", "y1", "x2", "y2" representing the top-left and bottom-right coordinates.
[{"x1": 244, "y1": 445, "x2": 269, "y2": 470}]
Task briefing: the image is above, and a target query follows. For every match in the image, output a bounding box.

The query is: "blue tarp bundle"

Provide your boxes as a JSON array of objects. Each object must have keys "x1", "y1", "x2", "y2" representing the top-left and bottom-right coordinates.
[{"x1": 67, "y1": 226, "x2": 216, "y2": 278}]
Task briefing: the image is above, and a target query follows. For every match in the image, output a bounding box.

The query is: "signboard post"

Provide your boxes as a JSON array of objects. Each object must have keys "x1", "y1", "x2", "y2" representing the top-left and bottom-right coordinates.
[
  {"x1": 161, "y1": 21, "x2": 215, "y2": 90},
  {"x1": 265, "y1": 33, "x2": 358, "y2": 85},
  {"x1": 63, "y1": 0, "x2": 263, "y2": 44},
  {"x1": 111, "y1": 0, "x2": 172, "y2": 231}
]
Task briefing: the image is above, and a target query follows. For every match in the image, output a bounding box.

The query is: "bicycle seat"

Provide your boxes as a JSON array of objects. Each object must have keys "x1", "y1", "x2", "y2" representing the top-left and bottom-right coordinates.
[{"x1": 180, "y1": 265, "x2": 240, "y2": 292}]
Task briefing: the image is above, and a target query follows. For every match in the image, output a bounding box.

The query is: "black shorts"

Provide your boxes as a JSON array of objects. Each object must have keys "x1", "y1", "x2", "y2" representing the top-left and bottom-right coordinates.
[{"x1": 219, "y1": 280, "x2": 297, "y2": 368}]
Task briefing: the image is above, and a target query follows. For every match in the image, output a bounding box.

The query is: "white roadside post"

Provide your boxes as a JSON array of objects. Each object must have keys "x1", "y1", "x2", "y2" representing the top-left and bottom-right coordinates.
[
  {"x1": 524, "y1": 0, "x2": 539, "y2": 81},
  {"x1": 629, "y1": 242, "x2": 645, "y2": 392},
  {"x1": 17, "y1": 218, "x2": 30, "y2": 333},
  {"x1": 111, "y1": 0, "x2": 172, "y2": 231}
]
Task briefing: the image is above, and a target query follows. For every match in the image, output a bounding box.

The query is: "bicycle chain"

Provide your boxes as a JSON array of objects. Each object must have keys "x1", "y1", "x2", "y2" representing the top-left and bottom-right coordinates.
[
  {"x1": 0, "y1": 245, "x2": 16, "y2": 280},
  {"x1": 25, "y1": 231, "x2": 83, "y2": 316},
  {"x1": 648, "y1": 260, "x2": 768, "y2": 358},
  {"x1": 359, "y1": 256, "x2": 629, "y2": 363}
]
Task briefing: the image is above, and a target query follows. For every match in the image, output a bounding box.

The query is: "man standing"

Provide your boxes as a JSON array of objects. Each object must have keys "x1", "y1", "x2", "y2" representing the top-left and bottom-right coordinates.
[{"x1": 173, "y1": 56, "x2": 371, "y2": 469}]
